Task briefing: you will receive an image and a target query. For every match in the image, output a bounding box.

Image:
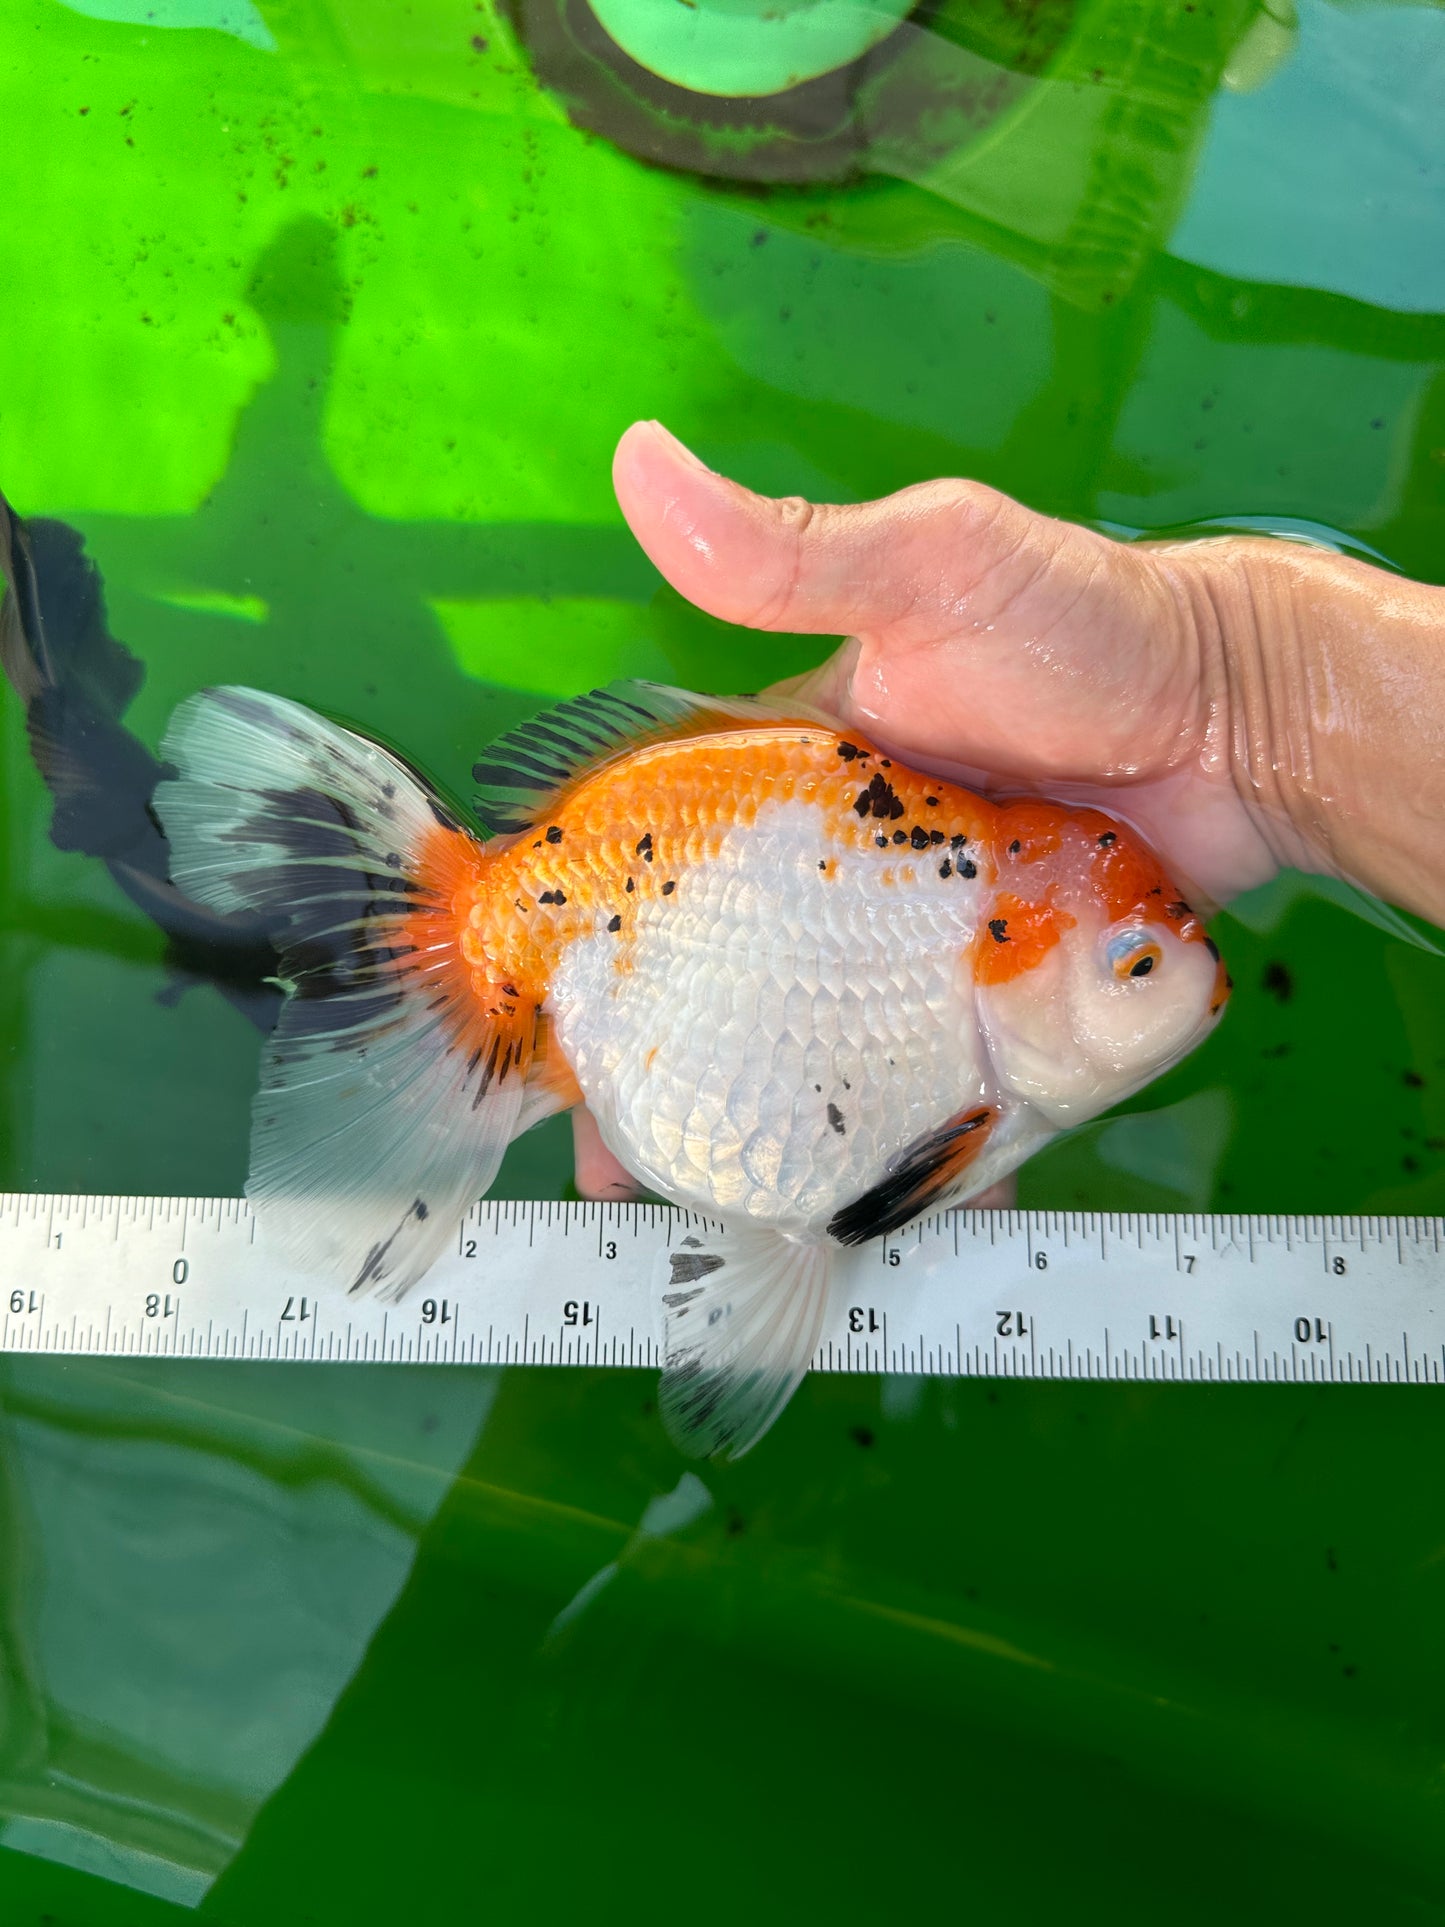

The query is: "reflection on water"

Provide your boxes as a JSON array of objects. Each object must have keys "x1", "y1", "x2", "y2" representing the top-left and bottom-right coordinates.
[
  {"x1": 0, "y1": 0, "x2": 1442, "y2": 1917},
  {"x1": 0, "y1": 1361, "x2": 498, "y2": 1904}
]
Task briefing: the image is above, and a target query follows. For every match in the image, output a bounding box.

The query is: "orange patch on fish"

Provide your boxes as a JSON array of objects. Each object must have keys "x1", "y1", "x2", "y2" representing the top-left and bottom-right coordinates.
[
  {"x1": 461, "y1": 727, "x2": 996, "y2": 993},
  {"x1": 995, "y1": 801, "x2": 1066, "y2": 864},
  {"x1": 975, "y1": 891, "x2": 1078, "y2": 986}
]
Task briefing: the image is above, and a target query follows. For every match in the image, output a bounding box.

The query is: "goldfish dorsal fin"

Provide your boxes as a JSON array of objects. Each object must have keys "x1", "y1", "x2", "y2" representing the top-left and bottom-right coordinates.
[
  {"x1": 471, "y1": 680, "x2": 814, "y2": 834},
  {"x1": 659, "y1": 1225, "x2": 833, "y2": 1460}
]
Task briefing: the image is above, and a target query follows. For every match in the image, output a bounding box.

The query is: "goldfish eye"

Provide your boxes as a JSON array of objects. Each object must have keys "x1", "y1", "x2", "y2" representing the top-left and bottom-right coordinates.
[{"x1": 1105, "y1": 930, "x2": 1164, "y2": 981}]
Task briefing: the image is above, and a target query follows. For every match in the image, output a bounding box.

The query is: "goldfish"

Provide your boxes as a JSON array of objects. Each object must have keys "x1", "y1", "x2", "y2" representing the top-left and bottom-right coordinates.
[{"x1": 156, "y1": 680, "x2": 1229, "y2": 1456}]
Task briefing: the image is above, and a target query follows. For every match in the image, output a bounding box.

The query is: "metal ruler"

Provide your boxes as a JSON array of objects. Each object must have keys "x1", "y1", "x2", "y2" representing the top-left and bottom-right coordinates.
[{"x1": 0, "y1": 1195, "x2": 1441, "y2": 1382}]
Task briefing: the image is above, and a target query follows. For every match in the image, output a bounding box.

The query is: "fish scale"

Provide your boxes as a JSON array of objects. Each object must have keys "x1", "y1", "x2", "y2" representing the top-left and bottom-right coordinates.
[{"x1": 552, "y1": 795, "x2": 986, "y2": 1230}]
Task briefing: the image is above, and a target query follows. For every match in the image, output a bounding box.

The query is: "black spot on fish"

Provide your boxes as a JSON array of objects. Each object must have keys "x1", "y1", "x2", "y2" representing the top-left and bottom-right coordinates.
[
  {"x1": 1204, "y1": 936, "x2": 1220, "y2": 960},
  {"x1": 1098, "y1": 830, "x2": 1117, "y2": 847},
  {"x1": 989, "y1": 917, "x2": 1009, "y2": 943},
  {"x1": 384, "y1": 852, "x2": 403, "y2": 869},
  {"x1": 939, "y1": 859, "x2": 952, "y2": 879},
  {"x1": 892, "y1": 829, "x2": 907, "y2": 845},
  {"x1": 545, "y1": 825, "x2": 563, "y2": 843},
  {"x1": 910, "y1": 825, "x2": 929, "y2": 850},
  {"x1": 1009, "y1": 839, "x2": 1021, "y2": 854},
  {"x1": 875, "y1": 835, "x2": 889, "y2": 849},
  {"x1": 925, "y1": 796, "x2": 939, "y2": 807},
  {"x1": 837, "y1": 742, "x2": 861, "y2": 760},
  {"x1": 661, "y1": 879, "x2": 676, "y2": 895},
  {"x1": 827, "y1": 1102, "x2": 846, "y2": 1135},
  {"x1": 413, "y1": 1199, "x2": 428, "y2": 1221},
  {"x1": 961, "y1": 858, "x2": 977, "y2": 878},
  {"x1": 636, "y1": 832, "x2": 653, "y2": 857},
  {"x1": 854, "y1": 772, "x2": 906, "y2": 820},
  {"x1": 607, "y1": 914, "x2": 622, "y2": 932},
  {"x1": 929, "y1": 828, "x2": 944, "y2": 844},
  {"x1": 668, "y1": 1251, "x2": 726, "y2": 1286},
  {"x1": 539, "y1": 889, "x2": 566, "y2": 905},
  {"x1": 625, "y1": 877, "x2": 635, "y2": 892},
  {"x1": 1166, "y1": 899, "x2": 1189, "y2": 919}
]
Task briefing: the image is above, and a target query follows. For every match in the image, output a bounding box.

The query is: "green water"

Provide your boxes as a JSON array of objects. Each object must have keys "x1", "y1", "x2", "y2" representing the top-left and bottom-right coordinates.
[{"x1": 2, "y1": 0, "x2": 1444, "y2": 1918}]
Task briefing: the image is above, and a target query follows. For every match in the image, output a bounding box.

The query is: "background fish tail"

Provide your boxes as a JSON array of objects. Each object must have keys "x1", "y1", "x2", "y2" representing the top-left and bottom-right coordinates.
[{"x1": 0, "y1": 489, "x2": 279, "y2": 1023}]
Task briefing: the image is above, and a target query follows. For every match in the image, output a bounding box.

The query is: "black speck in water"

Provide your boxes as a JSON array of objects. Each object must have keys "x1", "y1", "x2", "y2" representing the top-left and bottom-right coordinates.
[{"x1": 1263, "y1": 960, "x2": 1294, "y2": 1003}]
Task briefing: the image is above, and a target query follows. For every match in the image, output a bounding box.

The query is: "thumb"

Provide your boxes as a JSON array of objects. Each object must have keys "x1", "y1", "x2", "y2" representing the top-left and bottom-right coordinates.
[
  {"x1": 613, "y1": 421, "x2": 1196, "y2": 789},
  {"x1": 612, "y1": 420, "x2": 1055, "y2": 643}
]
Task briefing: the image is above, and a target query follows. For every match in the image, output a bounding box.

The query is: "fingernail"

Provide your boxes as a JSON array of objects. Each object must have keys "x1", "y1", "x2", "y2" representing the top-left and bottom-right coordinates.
[{"x1": 647, "y1": 420, "x2": 712, "y2": 474}]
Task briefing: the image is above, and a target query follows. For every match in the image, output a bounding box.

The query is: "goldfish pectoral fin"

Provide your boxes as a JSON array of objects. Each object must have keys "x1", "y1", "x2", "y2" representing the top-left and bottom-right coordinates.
[
  {"x1": 471, "y1": 679, "x2": 825, "y2": 834},
  {"x1": 827, "y1": 1106, "x2": 997, "y2": 1246},
  {"x1": 155, "y1": 685, "x2": 534, "y2": 1300},
  {"x1": 659, "y1": 1227, "x2": 832, "y2": 1462}
]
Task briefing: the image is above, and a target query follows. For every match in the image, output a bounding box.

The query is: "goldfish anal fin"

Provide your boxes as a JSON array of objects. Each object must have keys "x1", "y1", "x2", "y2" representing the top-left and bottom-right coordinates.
[
  {"x1": 471, "y1": 679, "x2": 822, "y2": 834},
  {"x1": 156, "y1": 685, "x2": 532, "y2": 1299},
  {"x1": 659, "y1": 1226, "x2": 832, "y2": 1461},
  {"x1": 827, "y1": 1106, "x2": 996, "y2": 1246}
]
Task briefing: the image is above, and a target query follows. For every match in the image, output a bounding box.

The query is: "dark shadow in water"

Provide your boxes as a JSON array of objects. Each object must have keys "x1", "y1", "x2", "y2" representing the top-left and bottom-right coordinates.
[
  {"x1": 0, "y1": 216, "x2": 657, "y2": 1029},
  {"x1": 75, "y1": 217, "x2": 656, "y2": 765}
]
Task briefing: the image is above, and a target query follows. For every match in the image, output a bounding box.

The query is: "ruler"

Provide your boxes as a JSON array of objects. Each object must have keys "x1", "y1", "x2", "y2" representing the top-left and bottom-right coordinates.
[{"x1": 0, "y1": 1196, "x2": 1441, "y2": 1382}]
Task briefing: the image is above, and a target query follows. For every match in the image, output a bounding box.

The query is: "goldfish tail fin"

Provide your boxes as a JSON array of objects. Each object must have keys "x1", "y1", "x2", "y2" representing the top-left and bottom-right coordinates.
[
  {"x1": 659, "y1": 1226, "x2": 832, "y2": 1460},
  {"x1": 156, "y1": 686, "x2": 533, "y2": 1299}
]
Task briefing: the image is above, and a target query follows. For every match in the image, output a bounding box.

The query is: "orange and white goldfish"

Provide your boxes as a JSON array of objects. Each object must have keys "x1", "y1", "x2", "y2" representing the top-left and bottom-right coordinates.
[{"x1": 156, "y1": 681, "x2": 1229, "y2": 1456}]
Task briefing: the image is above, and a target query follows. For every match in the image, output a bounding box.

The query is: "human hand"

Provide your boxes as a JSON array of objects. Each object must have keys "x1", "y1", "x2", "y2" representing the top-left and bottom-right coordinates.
[{"x1": 573, "y1": 420, "x2": 1445, "y2": 1198}]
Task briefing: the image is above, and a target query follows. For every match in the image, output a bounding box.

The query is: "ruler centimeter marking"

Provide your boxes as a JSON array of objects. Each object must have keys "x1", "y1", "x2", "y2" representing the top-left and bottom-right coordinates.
[{"x1": 0, "y1": 1196, "x2": 1441, "y2": 1382}]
